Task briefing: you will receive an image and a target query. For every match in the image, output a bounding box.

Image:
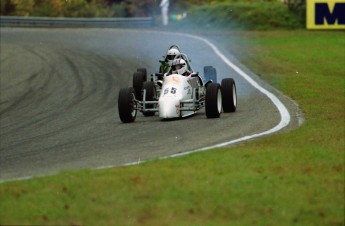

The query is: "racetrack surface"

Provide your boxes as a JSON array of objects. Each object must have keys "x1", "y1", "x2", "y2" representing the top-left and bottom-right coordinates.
[{"x1": 0, "y1": 28, "x2": 300, "y2": 181}]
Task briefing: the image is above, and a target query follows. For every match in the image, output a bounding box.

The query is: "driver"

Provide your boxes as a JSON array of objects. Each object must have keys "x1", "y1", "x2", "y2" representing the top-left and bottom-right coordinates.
[
  {"x1": 165, "y1": 47, "x2": 180, "y2": 63},
  {"x1": 160, "y1": 47, "x2": 181, "y2": 74},
  {"x1": 171, "y1": 59, "x2": 191, "y2": 76}
]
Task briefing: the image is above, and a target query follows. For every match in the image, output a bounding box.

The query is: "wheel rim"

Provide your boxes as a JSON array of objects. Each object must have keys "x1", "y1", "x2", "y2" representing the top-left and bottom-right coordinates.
[
  {"x1": 217, "y1": 88, "x2": 222, "y2": 113},
  {"x1": 233, "y1": 84, "x2": 237, "y2": 107},
  {"x1": 130, "y1": 93, "x2": 137, "y2": 118}
]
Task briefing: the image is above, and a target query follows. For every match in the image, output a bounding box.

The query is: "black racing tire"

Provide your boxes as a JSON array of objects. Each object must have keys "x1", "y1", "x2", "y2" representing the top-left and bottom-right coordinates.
[
  {"x1": 221, "y1": 78, "x2": 237, "y2": 113},
  {"x1": 137, "y1": 68, "x2": 147, "y2": 79},
  {"x1": 205, "y1": 83, "x2": 222, "y2": 118},
  {"x1": 118, "y1": 87, "x2": 137, "y2": 123},
  {"x1": 133, "y1": 71, "x2": 146, "y2": 100},
  {"x1": 204, "y1": 66, "x2": 217, "y2": 84},
  {"x1": 142, "y1": 81, "x2": 156, "y2": 117}
]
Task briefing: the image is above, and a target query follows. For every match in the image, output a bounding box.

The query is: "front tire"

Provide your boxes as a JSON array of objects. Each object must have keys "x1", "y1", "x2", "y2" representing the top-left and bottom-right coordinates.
[
  {"x1": 118, "y1": 87, "x2": 137, "y2": 123},
  {"x1": 137, "y1": 68, "x2": 147, "y2": 78},
  {"x1": 221, "y1": 78, "x2": 237, "y2": 112},
  {"x1": 205, "y1": 83, "x2": 222, "y2": 118},
  {"x1": 133, "y1": 71, "x2": 146, "y2": 100}
]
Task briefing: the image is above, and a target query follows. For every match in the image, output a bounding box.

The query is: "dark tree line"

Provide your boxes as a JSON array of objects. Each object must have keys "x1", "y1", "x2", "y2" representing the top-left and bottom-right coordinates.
[
  {"x1": 0, "y1": 0, "x2": 158, "y2": 17},
  {"x1": 1, "y1": 0, "x2": 305, "y2": 18}
]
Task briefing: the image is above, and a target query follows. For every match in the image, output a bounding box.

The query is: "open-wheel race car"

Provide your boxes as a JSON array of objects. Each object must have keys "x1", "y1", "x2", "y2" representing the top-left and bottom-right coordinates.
[{"x1": 118, "y1": 47, "x2": 237, "y2": 123}]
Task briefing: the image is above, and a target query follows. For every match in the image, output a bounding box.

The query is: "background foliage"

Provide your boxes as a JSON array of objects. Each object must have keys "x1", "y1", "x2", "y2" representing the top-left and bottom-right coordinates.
[
  {"x1": 1, "y1": 0, "x2": 152, "y2": 17},
  {"x1": 1, "y1": 0, "x2": 306, "y2": 29},
  {"x1": 185, "y1": 1, "x2": 305, "y2": 30}
]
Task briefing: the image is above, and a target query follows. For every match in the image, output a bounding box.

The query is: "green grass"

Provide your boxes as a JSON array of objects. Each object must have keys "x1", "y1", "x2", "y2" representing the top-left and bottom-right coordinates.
[{"x1": 0, "y1": 30, "x2": 344, "y2": 225}]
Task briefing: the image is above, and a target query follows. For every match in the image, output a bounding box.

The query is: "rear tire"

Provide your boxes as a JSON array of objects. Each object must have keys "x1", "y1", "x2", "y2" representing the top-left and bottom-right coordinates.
[
  {"x1": 143, "y1": 81, "x2": 156, "y2": 116},
  {"x1": 118, "y1": 87, "x2": 137, "y2": 123},
  {"x1": 221, "y1": 78, "x2": 237, "y2": 112},
  {"x1": 133, "y1": 71, "x2": 146, "y2": 100},
  {"x1": 205, "y1": 83, "x2": 222, "y2": 118}
]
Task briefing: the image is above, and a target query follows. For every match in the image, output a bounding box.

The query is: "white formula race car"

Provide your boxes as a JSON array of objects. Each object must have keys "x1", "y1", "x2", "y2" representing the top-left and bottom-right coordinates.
[{"x1": 118, "y1": 52, "x2": 237, "y2": 123}]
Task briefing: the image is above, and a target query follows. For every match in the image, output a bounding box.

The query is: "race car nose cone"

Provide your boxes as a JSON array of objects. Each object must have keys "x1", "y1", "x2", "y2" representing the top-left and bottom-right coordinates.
[{"x1": 159, "y1": 97, "x2": 180, "y2": 119}]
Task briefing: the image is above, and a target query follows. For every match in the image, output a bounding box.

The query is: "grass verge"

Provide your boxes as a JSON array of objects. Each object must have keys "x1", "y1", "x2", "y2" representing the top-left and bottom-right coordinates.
[{"x1": 0, "y1": 30, "x2": 344, "y2": 226}]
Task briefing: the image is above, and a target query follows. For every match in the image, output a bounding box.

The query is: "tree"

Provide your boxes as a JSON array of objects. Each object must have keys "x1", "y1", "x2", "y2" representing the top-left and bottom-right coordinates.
[
  {"x1": 285, "y1": 0, "x2": 305, "y2": 11},
  {"x1": 284, "y1": 0, "x2": 306, "y2": 25},
  {"x1": 1, "y1": 0, "x2": 16, "y2": 15},
  {"x1": 5, "y1": 0, "x2": 35, "y2": 16}
]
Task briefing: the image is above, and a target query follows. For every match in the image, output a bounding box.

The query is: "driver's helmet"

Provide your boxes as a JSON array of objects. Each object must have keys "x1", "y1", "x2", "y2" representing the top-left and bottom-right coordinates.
[
  {"x1": 166, "y1": 48, "x2": 180, "y2": 62},
  {"x1": 172, "y1": 59, "x2": 187, "y2": 75}
]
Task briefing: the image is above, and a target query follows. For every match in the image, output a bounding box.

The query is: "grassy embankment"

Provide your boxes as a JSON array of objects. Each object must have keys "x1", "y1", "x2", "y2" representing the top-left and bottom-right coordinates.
[{"x1": 0, "y1": 2, "x2": 344, "y2": 226}]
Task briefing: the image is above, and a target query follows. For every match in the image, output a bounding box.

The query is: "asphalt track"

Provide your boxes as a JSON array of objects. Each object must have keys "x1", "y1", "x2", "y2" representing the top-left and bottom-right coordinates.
[{"x1": 0, "y1": 28, "x2": 301, "y2": 181}]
